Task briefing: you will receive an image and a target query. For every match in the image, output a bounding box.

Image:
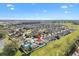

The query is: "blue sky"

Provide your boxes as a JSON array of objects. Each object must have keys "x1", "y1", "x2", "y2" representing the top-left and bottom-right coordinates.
[{"x1": 0, "y1": 3, "x2": 79, "y2": 20}]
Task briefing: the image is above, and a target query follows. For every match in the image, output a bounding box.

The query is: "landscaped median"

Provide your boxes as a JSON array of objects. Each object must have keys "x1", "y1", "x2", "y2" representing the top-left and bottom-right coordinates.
[{"x1": 31, "y1": 28, "x2": 79, "y2": 56}]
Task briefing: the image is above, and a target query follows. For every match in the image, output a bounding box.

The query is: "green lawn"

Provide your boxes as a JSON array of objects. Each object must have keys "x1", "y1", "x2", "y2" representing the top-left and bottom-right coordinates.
[
  {"x1": 0, "y1": 48, "x2": 3, "y2": 53},
  {"x1": 15, "y1": 50, "x2": 23, "y2": 56}
]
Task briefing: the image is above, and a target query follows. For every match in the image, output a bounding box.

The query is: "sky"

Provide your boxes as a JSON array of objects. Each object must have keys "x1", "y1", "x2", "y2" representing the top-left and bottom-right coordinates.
[{"x1": 0, "y1": 3, "x2": 79, "y2": 20}]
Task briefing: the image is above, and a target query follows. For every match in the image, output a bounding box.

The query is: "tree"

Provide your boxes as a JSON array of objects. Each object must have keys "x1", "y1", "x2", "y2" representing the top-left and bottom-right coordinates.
[
  {"x1": 2, "y1": 44, "x2": 17, "y2": 56},
  {"x1": 2, "y1": 35, "x2": 22, "y2": 56}
]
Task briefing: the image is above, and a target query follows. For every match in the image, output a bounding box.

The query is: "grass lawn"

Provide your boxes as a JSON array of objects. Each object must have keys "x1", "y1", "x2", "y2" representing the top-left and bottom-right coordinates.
[
  {"x1": 0, "y1": 48, "x2": 3, "y2": 53},
  {"x1": 15, "y1": 50, "x2": 23, "y2": 56}
]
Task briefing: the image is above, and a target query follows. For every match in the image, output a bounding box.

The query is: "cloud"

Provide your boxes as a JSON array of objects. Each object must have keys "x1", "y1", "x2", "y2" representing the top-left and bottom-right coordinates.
[
  {"x1": 10, "y1": 7, "x2": 15, "y2": 10},
  {"x1": 61, "y1": 5, "x2": 68, "y2": 9},
  {"x1": 6, "y1": 4, "x2": 14, "y2": 7},
  {"x1": 6, "y1": 4, "x2": 15, "y2": 10}
]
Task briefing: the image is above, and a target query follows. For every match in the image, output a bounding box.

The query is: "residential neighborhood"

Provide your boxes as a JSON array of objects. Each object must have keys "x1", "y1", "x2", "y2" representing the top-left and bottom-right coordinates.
[{"x1": 0, "y1": 20, "x2": 78, "y2": 56}]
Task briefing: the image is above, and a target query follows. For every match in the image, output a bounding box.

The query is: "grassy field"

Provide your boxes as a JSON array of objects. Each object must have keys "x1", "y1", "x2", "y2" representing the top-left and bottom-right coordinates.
[{"x1": 15, "y1": 50, "x2": 23, "y2": 56}]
